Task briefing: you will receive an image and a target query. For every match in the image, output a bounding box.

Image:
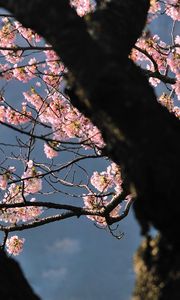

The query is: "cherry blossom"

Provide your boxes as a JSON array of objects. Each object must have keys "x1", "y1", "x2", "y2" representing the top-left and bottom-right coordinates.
[
  {"x1": 70, "y1": 0, "x2": 96, "y2": 17},
  {"x1": 0, "y1": 175, "x2": 8, "y2": 190},
  {"x1": 90, "y1": 163, "x2": 123, "y2": 195},
  {"x1": 6, "y1": 235, "x2": 25, "y2": 256},
  {"x1": 44, "y1": 143, "x2": 58, "y2": 159},
  {"x1": 131, "y1": 0, "x2": 180, "y2": 116},
  {"x1": 0, "y1": 106, "x2": 5, "y2": 122},
  {"x1": 158, "y1": 93, "x2": 174, "y2": 112},
  {"x1": 149, "y1": 0, "x2": 161, "y2": 15},
  {"x1": 14, "y1": 21, "x2": 42, "y2": 43},
  {"x1": 5, "y1": 104, "x2": 32, "y2": 125},
  {"x1": 83, "y1": 194, "x2": 121, "y2": 226},
  {"x1": 0, "y1": 179, "x2": 42, "y2": 224},
  {"x1": 165, "y1": 0, "x2": 180, "y2": 21},
  {"x1": 22, "y1": 161, "x2": 42, "y2": 194},
  {"x1": 173, "y1": 106, "x2": 180, "y2": 118},
  {"x1": 0, "y1": 167, "x2": 15, "y2": 191}
]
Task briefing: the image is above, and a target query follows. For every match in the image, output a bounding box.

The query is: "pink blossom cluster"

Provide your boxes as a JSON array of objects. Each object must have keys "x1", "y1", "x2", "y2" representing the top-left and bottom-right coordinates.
[
  {"x1": 132, "y1": 34, "x2": 168, "y2": 84},
  {"x1": 70, "y1": 0, "x2": 96, "y2": 17},
  {"x1": 0, "y1": 161, "x2": 42, "y2": 225},
  {"x1": 43, "y1": 49, "x2": 66, "y2": 88},
  {"x1": 83, "y1": 194, "x2": 121, "y2": 226},
  {"x1": 0, "y1": 174, "x2": 8, "y2": 190},
  {"x1": 0, "y1": 49, "x2": 23, "y2": 65},
  {"x1": 6, "y1": 104, "x2": 32, "y2": 125},
  {"x1": 0, "y1": 182, "x2": 42, "y2": 224},
  {"x1": 6, "y1": 235, "x2": 25, "y2": 256},
  {"x1": 0, "y1": 18, "x2": 63, "y2": 87},
  {"x1": 131, "y1": 0, "x2": 180, "y2": 115},
  {"x1": 0, "y1": 167, "x2": 15, "y2": 190},
  {"x1": 0, "y1": 18, "x2": 16, "y2": 47},
  {"x1": 82, "y1": 163, "x2": 123, "y2": 226},
  {"x1": 165, "y1": 0, "x2": 180, "y2": 21},
  {"x1": 12, "y1": 59, "x2": 38, "y2": 82},
  {"x1": 0, "y1": 103, "x2": 31, "y2": 125},
  {"x1": 158, "y1": 92, "x2": 180, "y2": 116},
  {"x1": 0, "y1": 51, "x2": 62, "y2": 85},
  {"x1": 45, "y1": 50, "x2": 64, "y2": 73},
  {"x1": 23, "y1": 89, "x2": 105, "y2": 157},
  {"x1": 149, "y1": 0, "x2": 180, "y2": 21},
  {"x1": 0, "y1": 16, "x2": 105, "y2": 158},
  {"x1": 44, "y1": 143, "x2": 58, "y2": 159},
  {"x1": 158, "y1": 93, "x2": 174, "y2": 112},
  {"x1": 0, "y1": 106, "x2": 5, "y2": 122},
  {"x1": 149, "y1": 0, "x2": 161, "y2": 15},
  {"x1": 0, "y1": 18, "x2": 23, "y2": 64},
  {"x1": 14, "y1": 21, "x2": 41, "y2": 44},
  {"x1": 172, "y1": 106, "x2": 180, "y2": 118},
  {"x1": 21, "y1": 160, "x2": 42, "y2": 194},
  {"x1": 0, "y1": 12, "x2": 107, "y2": 255},
  {"x1": 90, "y1": 163, "x2": 123, "y2": 195}
]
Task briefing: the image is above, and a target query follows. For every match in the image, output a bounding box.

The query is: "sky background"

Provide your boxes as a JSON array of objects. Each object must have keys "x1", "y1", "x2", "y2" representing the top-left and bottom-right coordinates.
[
  {"x1": 16, "y1": 211, "x2": 141, "y2": 300},
  {"x1": 0, "y1": 6, "x2": 177, "y2": 300}
]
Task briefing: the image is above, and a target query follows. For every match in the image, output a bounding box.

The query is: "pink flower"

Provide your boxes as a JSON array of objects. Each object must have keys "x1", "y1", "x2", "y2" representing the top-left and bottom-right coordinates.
[
  {"x1": 70, "y1": 0, "x2": 96, "y2": 17},
  {"x1": 158, "y1": 93, "x2": 173, "y2": 112},
  {"x1": 14, "y1": 21, "x2": 39, "y2": 43},
  {"x1": 173, "y1": 74, "x2": 180, "y2": 100},
  {"x1": 6, "y1": 235, "x2": 25, "y2": 256},
  {"x1": 149, "y1": 0, "x2": 161, "y2": 14},
  {"x1": 1, "y1": 49, "x2": 23, "y2": 64},
  {"x1": 5, "y1": 105, "x2": 31, "y2": 125},
  {"x1": 44, "y1": 143, "x2": 58, "y2": 159},
  {"x1": 0, "y1": 168, "x2": 15, "y2": 191},
  {"x1": 23, "y1": 89, "x2": 45, "y2": 111},
  {"x1": 83, "y1": 194, "x2": 121, "y2": 226},
  {"x1": 149, "y1": 77, "x2": 160, "y2": 87},
  {"x1": 43, "y1": 72, "x2": 60, "y2": 88},
  {"x1": 0, "y1": 21, "x2": 16, "y2": 46},
  {"x1": 0, "y1": 106, "x2": 5, "y2": 122},
  {"x1": 0, "y1": 187, "x2": 43, "y2": 223},
  {"x1": 83, "y1": 194, "x2": 108, "y2": 225},
  {"x1": 27, "y1": 198, "x2": 42, "y2": 218},
  {"x1": 173, "y1": 106, "x2": 180, "y2": 118},
  {"x1": 0, "y1": 175, "x2": 8, "y2": 190},
  {"x1": 107, "y1": 163, "x2": 123, "y2": 195},
  {"x1": 90, "y1": 171, "x2": 113, "y2": 192},
  {"x1": 90, "y1": 163, "x2": 122, "y2": 195},
  {"x1": 22, "y1": 162, "x2": 42, "y2": 194},
  {"x1": 165, "y1": 0, "x2": 180, "y2": 21}
]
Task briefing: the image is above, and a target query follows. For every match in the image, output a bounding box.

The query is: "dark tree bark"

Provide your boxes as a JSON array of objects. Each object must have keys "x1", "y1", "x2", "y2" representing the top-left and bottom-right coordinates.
[
  {"x1": 0, "y1": 1, "x2": 180, "y2": 299},
  {"x1": 0, "y1": 251, "x2": 40, "y2": 299}
]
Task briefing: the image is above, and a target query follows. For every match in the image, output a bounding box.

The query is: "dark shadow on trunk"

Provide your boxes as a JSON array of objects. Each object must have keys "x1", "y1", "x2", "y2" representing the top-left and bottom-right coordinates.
[{"x1": 0, "y1": 251, "x2": 40, "y2": 299}]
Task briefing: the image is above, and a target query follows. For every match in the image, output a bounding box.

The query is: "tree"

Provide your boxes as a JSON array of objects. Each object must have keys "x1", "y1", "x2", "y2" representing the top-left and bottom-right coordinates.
[
  {"x1": 0, "y1": 0, "x2": 179, "y2": 298},
  {"x1": 0, "y1": 251, "x2": 40, "y2": 300},
  {"x1": 0, "y1": 4, "x2": 135, "y2": 254}
]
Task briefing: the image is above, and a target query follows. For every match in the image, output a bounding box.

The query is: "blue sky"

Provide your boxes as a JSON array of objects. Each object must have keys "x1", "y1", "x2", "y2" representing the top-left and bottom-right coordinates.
[{"x1": 16, "y1": 211, "x2": 141, "y2": 300}]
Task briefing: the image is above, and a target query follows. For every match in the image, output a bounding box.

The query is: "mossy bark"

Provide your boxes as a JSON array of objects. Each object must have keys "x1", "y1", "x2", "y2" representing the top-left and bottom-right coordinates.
[{"x1": 133, "y1": 235, "x2": 180, "y2": 300}]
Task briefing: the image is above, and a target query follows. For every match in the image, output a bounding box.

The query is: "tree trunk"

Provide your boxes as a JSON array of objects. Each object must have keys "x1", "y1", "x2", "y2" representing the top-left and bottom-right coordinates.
[{"x1": 0, "y1": 251, "x2": 40, "y2": 299}]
